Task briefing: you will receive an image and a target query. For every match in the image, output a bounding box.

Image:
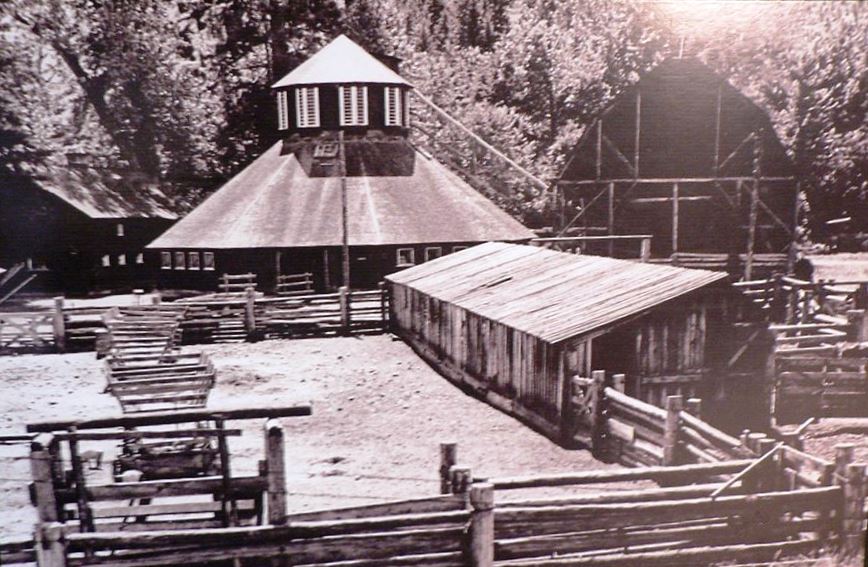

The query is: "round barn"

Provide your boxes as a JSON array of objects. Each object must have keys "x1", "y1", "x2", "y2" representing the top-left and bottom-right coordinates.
[{"x1": 147, "y1": 35, "x2": 533, "y2": 293}]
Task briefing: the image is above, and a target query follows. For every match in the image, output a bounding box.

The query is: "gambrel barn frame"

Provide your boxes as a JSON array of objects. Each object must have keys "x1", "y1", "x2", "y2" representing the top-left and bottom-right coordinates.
[{"x1": 556, "y1": 58, "x2": 799, "y2": 279}]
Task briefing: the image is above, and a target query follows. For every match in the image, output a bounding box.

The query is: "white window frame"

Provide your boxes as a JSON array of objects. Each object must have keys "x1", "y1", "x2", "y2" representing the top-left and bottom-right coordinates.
[
  {"x1": 135, "y1": 252, "x2": 144, "y2": 264},
  {"x1": 160, "y1": 251, "x2": 172, "y2": 270},
  {"x1": 396, "y1": 247, "x2": 415, "y2": 267},
  {"x1": 384, "y1": 86, "x2": 402, "y2": 126},
  {"x1": 424, "y1": 246, "x2": 442, "y2": 262},
  {"x1": 117, "y1": 254, "x2": 127, "y2": 266},
  {"x1": 203, "y1": 252, "x2": 215, "y2": 271},
  {"x1": 295, "y1": 87, "x2": 320, "y2": 128},
  {"x1": 339, "y1": 85, "x2": 368, "y2": 126},
  {"x1": 188, "y1": 251, "x2": 201, "y2": 270},
  {"x1": 174, "y1": 251, "x2": 186, "y2": 270},
  {"x1": 277, "y1": 90, "x2": 289, "y2": 130},
  {"x1": 101, "y1": 254, "x2": 111, "y2": 268},
  {"x1": 116, "y1": 223, "x2": 124, "y2": 237}
]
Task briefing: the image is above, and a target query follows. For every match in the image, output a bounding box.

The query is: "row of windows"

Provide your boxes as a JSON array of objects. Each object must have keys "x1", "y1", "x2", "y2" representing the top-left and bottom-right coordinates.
[
  {"x1": 161, "y1": 251, "x2": 215, "y2": 271},
  {"x1": 396, "y1": 246, "x2": 466, "y2": 268},
  {"x1": 278, "y1": 86, "x2": 406, "y2": 130},
  {"x1": 101, "y1": 253, "x2": 144, "y2": 267}
]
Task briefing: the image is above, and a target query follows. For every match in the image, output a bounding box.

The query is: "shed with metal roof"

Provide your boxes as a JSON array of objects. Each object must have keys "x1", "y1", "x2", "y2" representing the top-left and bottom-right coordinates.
[{"x1": 386, "y1": 242, "x2": 730, "y2": 442}]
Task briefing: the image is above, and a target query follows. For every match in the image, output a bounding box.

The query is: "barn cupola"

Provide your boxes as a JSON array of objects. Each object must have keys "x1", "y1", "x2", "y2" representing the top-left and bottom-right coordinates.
[{"x1": 271, "y1": 35, "x2": 411, "y2": 137}]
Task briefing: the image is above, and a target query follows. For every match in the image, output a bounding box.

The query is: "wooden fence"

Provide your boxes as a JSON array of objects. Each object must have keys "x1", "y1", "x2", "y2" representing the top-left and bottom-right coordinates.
[
  {"x1": 568, "y1": 370, "x2": 761, "y2": 467},
  {"x1": 774, "y1": 355, "x2": 868, "y2": 423},
  {"x1": 449, "y1": 440, "x2": 864, "y2": 566},
  {"x1": 0, "y1": 286, "x2": 390, "y2": 354},
  {"x1": 5, "y1": 426, "x2": 865, "y2": 567},
  {"x1": 275, "y1": 272, "x2": 314, "y2": 296}
]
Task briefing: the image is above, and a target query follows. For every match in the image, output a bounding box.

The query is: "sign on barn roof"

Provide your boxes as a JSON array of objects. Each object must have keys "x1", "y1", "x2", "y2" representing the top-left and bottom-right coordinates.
[{"x1": 387, "y1": 242, "x2": 728, "y2": 344}]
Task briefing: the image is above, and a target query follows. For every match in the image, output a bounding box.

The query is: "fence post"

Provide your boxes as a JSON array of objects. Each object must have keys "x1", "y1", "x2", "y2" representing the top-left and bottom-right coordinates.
[
  {"x1": 440, "y1": 442, "x2": 457, "y2": 494},
  {"x1": 663, "y1": 395, "x2": 683, "y2": 466},
  {"x1": 244, "y1": 286, "x2": 256, "y2": 337},
  {"x1": 612, "y1": 373, "x2": 626, "y2": 393},
  {"x1": 30, "y1": 446, "x2": 58, "y2": 522},
  {"x1": 35, "y1": 523, "x2": 66, "y2": 567},
  {"x1": 264, "y1": 420, "x2": 287, "y2": 525},
  {"x1": 686, "y1": 398, "x2": 702, "y2": 419},
  {"x1": 378, "y1": 281, "x2": 389, "y2": 331},
  {"x1": 842, "y1": 463, "x2": 866, "y2": 556},
  {"x1": 845, "y1": 309, "x2": 867, "y2": 342},
  {"x1": 52, "y1": 296, "x2": 66, "y2": 353},
  {"x1": 589, "y1": 370, "x2": 607, "y2": 460},
  {"x1": 639, "y1": 238, "x2": 651, "y2": 263},
  {"x1": 339, "y1": 286, "x2": 350, "y2": 335},
  {"x1": 469, "y1": 483, "x2": 494, "y2": 567},
  {"x1": 449, "y1": 466, "x2": 472, "y2": 495}
]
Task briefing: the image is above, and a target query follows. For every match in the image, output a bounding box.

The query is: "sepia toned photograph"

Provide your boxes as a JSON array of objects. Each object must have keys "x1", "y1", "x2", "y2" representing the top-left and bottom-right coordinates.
[{"x1": 0, "y1": 0, "x2": 866, "y2": 565}]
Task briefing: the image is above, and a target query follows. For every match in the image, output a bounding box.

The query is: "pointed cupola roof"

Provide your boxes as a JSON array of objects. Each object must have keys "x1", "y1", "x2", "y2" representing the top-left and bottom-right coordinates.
[{"x1": 272, "y1": 35, "x2": 411, "y2": 88}]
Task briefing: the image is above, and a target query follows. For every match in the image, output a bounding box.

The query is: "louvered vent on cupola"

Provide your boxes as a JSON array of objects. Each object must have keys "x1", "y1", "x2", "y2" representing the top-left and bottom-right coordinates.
[{"x1": 272, "y1": 35, "x2": 412, "y2": 136}]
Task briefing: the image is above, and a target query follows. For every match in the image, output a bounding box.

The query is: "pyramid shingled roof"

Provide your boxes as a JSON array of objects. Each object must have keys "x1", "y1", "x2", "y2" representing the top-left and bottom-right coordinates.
[
  {"x1": 272, "y1": 35, "x2": 411, "y2": 89},
  {"x1": 147, "y1": 140, "x2": 533, "y2": 249}
]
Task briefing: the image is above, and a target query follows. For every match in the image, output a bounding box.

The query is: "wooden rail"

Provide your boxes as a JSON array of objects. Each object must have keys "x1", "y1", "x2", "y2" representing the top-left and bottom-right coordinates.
[{"x1": 532, "y1": 235, "x2": 652, "y2": 262}]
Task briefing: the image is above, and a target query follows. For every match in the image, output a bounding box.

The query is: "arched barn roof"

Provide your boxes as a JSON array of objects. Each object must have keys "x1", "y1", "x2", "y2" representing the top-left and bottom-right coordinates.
[{"x1": 560, "y1": 58, "x2": 794, "y2": 181}]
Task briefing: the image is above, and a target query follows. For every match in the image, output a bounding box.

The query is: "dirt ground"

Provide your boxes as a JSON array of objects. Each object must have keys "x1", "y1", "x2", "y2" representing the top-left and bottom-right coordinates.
[{"x1": 0, "y1": 334, "x2": 615, "y2": 540}]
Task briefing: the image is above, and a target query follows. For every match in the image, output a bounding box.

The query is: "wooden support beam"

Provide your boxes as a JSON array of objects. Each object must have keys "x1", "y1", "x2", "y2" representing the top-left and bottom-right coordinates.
[
  {"x1": 607, "y1": 182, "x2": 615, "y2": 256},
  {"x1": 602, "y1": 134, "x2": 636, "y2": 177},
  {"x1": 633, "y1": 89, "x2": 641, "y2": 177},
  {"x1": 339, "y1": 131, "x2": 351, "y2": 289},
  {"x1": 412, "y1": 90, "x2": 548, "y2": 190},
  {"x1": 745, "y1": 136, "x2": 761, "y2": 280},
  {"x1": 672, "y1": 183, "x2": 679, "y2": 255},
  {"x1": 558, "y1": 176, "x2": 794, "y2": 186},
  {"x1": 27, "y1": 405, "x2": 313, "y2": 433},
  {"x1": 713, "y1": 83, "x2": 722, "y2": 174},
  {"x1": 595, "y1": 120, "x2": 602, "y2": 179},
  {"x1": 720, "y1": 132, "x2": 755, "y2": 173}
]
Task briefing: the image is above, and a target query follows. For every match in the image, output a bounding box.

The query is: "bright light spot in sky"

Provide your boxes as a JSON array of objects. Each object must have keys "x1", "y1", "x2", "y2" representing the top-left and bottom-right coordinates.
[{"x1": 654, "y1": 0, "x2": 775, "y2": 39}]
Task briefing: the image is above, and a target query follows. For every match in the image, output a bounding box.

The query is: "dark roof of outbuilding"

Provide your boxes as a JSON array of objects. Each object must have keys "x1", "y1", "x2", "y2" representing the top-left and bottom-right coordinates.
[
  {"x1": 386, "y1": 242, "x2": 727, "y2": 344},
  {"x1": 28, "y1": 165, "x2": 177, "y2": 220},
  {"x1": 272, "y1": 35, "x2": 410, "y2": 88},
  {"x1": 148, "y1": 140, "x2": 533, "y2": 249}
]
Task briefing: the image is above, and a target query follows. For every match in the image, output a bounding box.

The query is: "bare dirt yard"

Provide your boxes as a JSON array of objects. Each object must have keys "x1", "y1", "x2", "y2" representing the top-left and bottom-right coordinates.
[{"x1": 0, "y1": 334, "x2": 613, "y2": 540}]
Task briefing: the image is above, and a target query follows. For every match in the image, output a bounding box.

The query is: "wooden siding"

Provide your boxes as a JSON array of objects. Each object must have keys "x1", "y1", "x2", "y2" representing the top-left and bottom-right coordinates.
[
  {"x1": 391, "y1": 283, "x2": 569, "y2": 438},
  {"x1": 391, "y1": 279, "x2": 715, "y2": 441}
]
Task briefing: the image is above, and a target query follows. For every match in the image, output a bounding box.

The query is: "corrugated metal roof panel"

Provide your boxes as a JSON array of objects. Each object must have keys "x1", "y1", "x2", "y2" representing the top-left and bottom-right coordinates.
[
  {"x1": 272, "y1": 35, "x2": 410, "y2": 88},
  {"x1": 148, "y1": 142, "x2": 534, "y2": 249},
  {"x1": 387, "y1": 242, "x2": 727, "y2": 343}
]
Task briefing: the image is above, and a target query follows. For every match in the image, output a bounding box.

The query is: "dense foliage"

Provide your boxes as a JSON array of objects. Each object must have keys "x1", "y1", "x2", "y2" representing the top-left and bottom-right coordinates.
[{"x1": 0, "y1": 0, "x2": 865, "y2": 232}]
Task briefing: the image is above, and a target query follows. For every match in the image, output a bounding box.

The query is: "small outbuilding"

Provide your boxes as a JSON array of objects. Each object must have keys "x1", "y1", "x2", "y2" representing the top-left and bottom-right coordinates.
[
  {"x1": 387, "y1": 242, "x2": 731, "y2": 440},
  {"x1": 0, "y1": 160, "x2": 176, "y2": 293},
  {"x1": 148, "y1": 35, "x2": 533, "y2": 292},
  {"x1": 556, "y1": 58, "x2": 798, "y2": 278}
]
